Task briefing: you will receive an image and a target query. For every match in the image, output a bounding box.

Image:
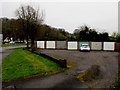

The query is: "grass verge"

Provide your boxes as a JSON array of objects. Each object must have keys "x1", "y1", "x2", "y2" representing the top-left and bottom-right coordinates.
[
  {"x1": 2, "y1": 48, "x2": 65, "y2": 82},
  {"x1": 2, "y1": 43, "x2": 26, "y2": 47}
]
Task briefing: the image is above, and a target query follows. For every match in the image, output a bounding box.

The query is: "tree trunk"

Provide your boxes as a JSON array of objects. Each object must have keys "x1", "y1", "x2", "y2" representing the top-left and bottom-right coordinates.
[
  {"x1": 31, "y1": 37, "x2": 36, "y2": 52},
  {"x1": 31, "y1": 39, "x2": 34, "y2": 48},
  {"x1": 26, "y1": 36, "x2": 29, "y2": 48},
  {"x1": 22, "y1": 38, "x2": 25, "y2": 43}
]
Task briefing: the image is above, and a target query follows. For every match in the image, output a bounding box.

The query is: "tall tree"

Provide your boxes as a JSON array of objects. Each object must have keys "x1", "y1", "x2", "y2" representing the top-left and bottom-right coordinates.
[
  {"x1": 16, "y1": 5, "x2": 44, "y2": 50},
  {"x1": 110, "y1": 32, "x2": 120, "y2": 42},
  {"x1": 73, "y1": 25, "x2": 109, "y2": 41}
]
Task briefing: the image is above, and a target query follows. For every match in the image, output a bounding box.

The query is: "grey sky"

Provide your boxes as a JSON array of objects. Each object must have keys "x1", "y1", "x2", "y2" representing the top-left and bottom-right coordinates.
[{"x1": 1, "y1": 2, "x2": 118, "y2": 35}]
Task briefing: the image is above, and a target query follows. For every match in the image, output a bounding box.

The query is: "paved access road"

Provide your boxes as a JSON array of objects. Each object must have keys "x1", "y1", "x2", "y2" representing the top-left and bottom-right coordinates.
[
  {"x1": 40, "y1": 50, "x2": 119, "y2": 88},
  {"x1": 2, "y1": 45, "x2": 27, "y2": 50}
]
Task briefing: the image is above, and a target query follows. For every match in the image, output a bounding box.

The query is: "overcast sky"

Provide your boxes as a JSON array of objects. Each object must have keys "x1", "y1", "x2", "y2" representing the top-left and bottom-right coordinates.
[{"x1": 1, "y1": 1, "x2": 118, "y2": 35}]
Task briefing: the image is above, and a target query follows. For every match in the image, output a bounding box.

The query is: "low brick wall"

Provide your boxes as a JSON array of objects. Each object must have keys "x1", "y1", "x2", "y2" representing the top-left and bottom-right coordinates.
[
  {"x1": 26, "y1": 49, "x2": 67, "y2": 68},
  {"x1": 40, "y1": 53, "x2": 67, "y2": 68}
]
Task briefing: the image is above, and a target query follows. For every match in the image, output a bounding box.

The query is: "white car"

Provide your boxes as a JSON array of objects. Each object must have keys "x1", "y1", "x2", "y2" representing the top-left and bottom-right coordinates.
[
  {"x1": 9, "y1": 41, "x2": 15, "y2": 45},
  {"x1": 80, "y1": 44, "x2": 90, "y2": 51}
]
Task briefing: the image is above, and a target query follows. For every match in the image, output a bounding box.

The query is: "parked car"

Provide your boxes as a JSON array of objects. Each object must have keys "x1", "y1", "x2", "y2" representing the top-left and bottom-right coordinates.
[
  {"x1": 80, "y1": 44, "x2": 90, "y2": 51},
  {"x1": 4, "y1": 40, "x2": 10, "y2": 44},
  {"x1": 9, "y1": 41, "x2": 15, "y2": 45}
]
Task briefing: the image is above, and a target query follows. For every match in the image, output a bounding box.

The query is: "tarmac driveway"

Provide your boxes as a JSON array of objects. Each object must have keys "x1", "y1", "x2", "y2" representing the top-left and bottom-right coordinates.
[{"x1": 41, "y1": 50, "x2": 119, "y2": 88}]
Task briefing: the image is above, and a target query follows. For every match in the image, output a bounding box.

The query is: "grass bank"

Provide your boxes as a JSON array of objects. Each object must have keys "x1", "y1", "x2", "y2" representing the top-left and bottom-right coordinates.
[{"x1": 2, "y1": 48, "x2": 65, "y2": 82}]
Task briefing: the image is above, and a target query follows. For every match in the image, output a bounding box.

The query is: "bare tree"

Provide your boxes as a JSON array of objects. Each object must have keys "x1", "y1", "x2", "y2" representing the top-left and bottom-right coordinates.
[{"x1": 16, "y1": 5, "x2": 44, "y2": 49}]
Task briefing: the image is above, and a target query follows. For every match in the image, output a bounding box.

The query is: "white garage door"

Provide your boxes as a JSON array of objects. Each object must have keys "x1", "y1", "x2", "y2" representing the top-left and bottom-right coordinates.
[
  {"x1": 46, "y1": 41, "x2": 55, "y2": 49},
  {"x1": 103, "y1": 42, "x2": 115, "y2": 50},
  {"x1": 37, "y1": 41, "x2": 45, "y2": 48},
  {"x1": 68, "y1": 41, "x2": 77, "y2": 50}
]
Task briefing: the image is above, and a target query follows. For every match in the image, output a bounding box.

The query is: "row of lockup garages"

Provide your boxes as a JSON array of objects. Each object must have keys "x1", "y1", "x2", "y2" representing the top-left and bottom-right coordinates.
[{"x1": 37, "y1": 41, "x2": 120, "y2": 51}]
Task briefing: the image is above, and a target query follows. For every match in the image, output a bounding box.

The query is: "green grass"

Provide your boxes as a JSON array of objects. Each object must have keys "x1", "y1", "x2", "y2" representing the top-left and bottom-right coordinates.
[
  {"x1": 2, "y1": 44, "x2": 17, "y2": 47},
  {"x1": 2, "y1": 43, "x2": 26, "y2": 47},
  {"x1": 2, "y1": 49, "x2": 64, "y2": 81}
]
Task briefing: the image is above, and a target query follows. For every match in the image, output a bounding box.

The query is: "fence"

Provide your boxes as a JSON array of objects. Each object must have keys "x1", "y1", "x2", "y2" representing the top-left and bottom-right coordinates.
[{"x1": 37, "y1": 41, "x2": 120, "y2": 51}]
